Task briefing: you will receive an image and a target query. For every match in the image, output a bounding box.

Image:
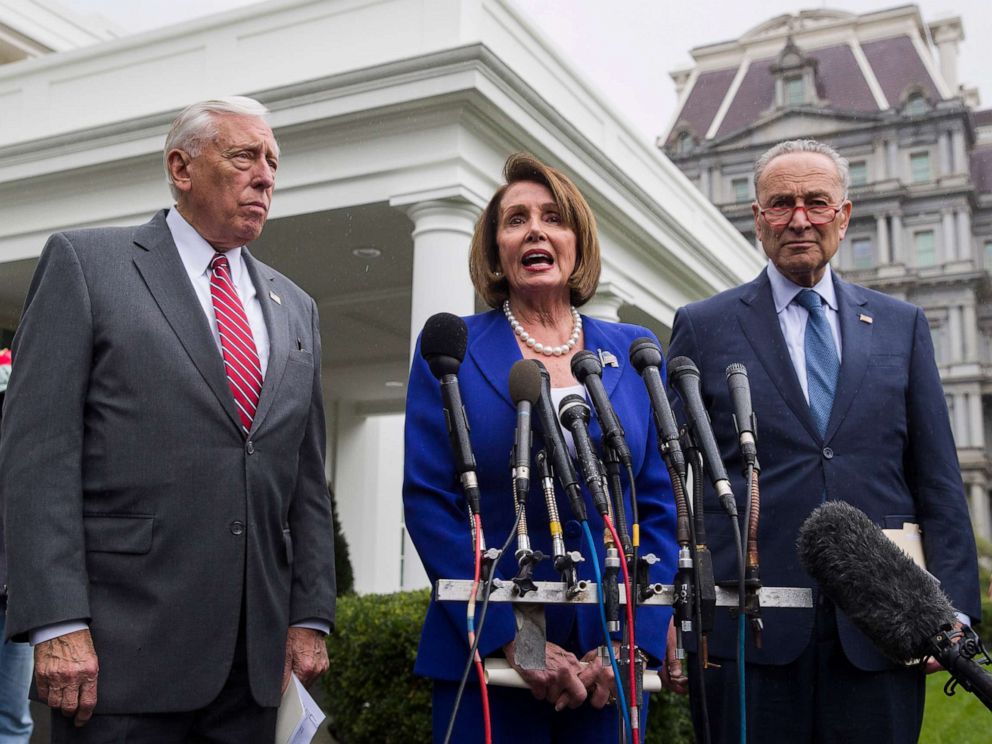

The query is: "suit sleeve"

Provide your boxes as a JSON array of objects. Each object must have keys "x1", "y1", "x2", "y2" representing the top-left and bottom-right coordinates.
[
  {"x1": 905, "y1": 307, "x2": 981, "y2": 621},
  {"x1": 402, "y1": 339, "x2": 517, "y2": 660},
  {"x1": 0, "y1": 234, "x2": 93, "y2": 640},
  {"x1": 286, "y1": 298, "x2": 336, "y2": 628}
]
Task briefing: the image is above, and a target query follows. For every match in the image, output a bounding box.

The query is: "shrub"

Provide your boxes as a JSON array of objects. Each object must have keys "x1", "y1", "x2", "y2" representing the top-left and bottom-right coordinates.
[
  {"x1": 324, "y1": 589, "x2": 432, "y2": 743},
  {"x1": 328, "y1": 484, "x2": 355, "y2": 596}
]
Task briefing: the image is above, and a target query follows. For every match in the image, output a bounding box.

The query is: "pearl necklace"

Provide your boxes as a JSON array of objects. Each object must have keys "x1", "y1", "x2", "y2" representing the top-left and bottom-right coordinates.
[{"x1": 502, "y1": 300, "x2": 581, "y2": 357}]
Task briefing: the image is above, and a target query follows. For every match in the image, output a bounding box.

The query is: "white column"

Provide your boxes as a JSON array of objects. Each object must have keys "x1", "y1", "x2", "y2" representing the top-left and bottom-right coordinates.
[
  {"x1": 873, "y1": 140, "x2": 886, "y2": 179},
  {"x1": 938, "y1": 132, "x2": 951, "y2": 177},
  {"x1": 953, "y1": 392, "x2": 969, "y2": 446},
  {"x1": 956, "y1": 209, "x2": 972, "y2": 261},
  {"x1": 948, "y1": 306, "x2": 963, "y2": 363},
  {"x1": 700, "y1": 167, "x2": 712, "y2": 200},
  {"x1": 970, "y1": 482, "x2": 991, "y2": 543},
  {"x1": 952, "y1": 130, "x2": 967, "y2": 175},
  {"x1": 963, "y1": 302, "x2": 978, "y2": 362},
  {"x1": 401, "y1": 199, "x2": 481, "y2": 359},
  {"x1": 890, "y1": 213, "x2": 903, "y2": 263},
  {"x1": 969, "y1": 389, "x2": 984, "y2": 448},
  {"x1": 942, "y1": 209, "x2": 957, "y2": 262},
  {"x1": 887, "y1": 141, "x2": 900, "y2": 182},
  {"x1": 584, "y1": 280, "x2": 634, "y2": 323},
  {"x1": 876, "y1": 214, "x2": 890, "y2": 264}
]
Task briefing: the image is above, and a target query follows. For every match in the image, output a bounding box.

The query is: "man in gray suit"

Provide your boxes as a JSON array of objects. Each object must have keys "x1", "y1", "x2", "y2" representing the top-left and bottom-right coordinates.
[{"x1": 0, "y1": 97, "x2": 336, "y2": 742}]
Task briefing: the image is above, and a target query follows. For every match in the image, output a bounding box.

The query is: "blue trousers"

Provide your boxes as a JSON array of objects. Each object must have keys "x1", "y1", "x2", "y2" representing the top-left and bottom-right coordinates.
[
  {"x1": 0, "y1": 611, "x2": 33, "y2": 744},
  {"x1": 433, "y1": 680, "x2": 649, "y2": 744}
]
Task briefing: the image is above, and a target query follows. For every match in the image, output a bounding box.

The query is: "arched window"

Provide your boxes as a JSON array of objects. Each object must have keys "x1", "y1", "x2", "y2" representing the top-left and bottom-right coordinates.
[
  {"x1": 675, "y1": 131, "x2": 694, "y2": 155},
  {"x1": 904, "y1": 92, "x2": 929, "y2": 116}
]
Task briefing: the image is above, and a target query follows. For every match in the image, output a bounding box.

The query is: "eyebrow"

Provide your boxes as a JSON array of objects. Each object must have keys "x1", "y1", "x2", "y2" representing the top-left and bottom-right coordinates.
[{"x1": 501, "y1": 201, "x2": 560, "y2": 214}]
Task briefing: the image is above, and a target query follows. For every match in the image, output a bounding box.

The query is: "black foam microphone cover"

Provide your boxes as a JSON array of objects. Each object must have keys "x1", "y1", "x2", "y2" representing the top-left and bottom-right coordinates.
[
  {"x1": 509, "y1": 359, "x2": 543, "y2": 406},
  {"x1": 421, "y1": 312, "x2": 468, "y2": 379},
  {"x1": 797, "y1": 500, "x2": 955, "y2": 663}
]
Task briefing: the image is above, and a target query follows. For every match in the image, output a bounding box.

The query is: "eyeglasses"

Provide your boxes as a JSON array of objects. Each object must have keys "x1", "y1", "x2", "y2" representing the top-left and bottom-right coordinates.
[{"x1": 758, "y1": 203, "x2": 844, "y2": 227}]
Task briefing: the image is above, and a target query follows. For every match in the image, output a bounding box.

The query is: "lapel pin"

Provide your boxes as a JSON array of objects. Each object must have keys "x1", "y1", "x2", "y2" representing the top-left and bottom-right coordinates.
[
  {"x1": 859, "y1": 313, "x2": 873, "y2": 324},
  {"x1": 269, "y1": 290, "x2": 282, "y2": 305},
  {"x1": 598, "y1": 349, "x2": 619, "y2": 368}
]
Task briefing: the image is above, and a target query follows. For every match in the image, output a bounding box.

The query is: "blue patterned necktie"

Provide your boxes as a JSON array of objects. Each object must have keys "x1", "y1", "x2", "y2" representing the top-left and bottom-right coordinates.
[{"x1": 795, "y1": 289, "x2": 839, "y2": 437}]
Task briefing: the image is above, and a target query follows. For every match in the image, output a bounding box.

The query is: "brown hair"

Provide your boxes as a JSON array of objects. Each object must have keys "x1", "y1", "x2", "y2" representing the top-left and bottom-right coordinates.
[{"x1": 469, "y1": 153, "x2": 601, "y2": 308}]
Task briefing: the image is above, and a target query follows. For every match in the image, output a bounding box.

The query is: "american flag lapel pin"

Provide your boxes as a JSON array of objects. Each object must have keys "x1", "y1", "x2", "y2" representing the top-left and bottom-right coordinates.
[
  {"x1": 269, "y1": 290, "x2": 282, "y2": 305},
  {"x1": 598, "y1": 349, "x2": 619, "y2": 368},
  {"x1": 859, "y1": 313, "x2": 873, "y2": 324}
]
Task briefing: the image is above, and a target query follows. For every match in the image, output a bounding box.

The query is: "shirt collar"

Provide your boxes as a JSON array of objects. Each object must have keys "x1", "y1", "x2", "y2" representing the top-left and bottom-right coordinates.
[
  {"x1": 166, "y1": 207, "x2": 245, "y2": 281},
  {"x1": 766, "y1": 260, "x2": 837, "y2": 314}
]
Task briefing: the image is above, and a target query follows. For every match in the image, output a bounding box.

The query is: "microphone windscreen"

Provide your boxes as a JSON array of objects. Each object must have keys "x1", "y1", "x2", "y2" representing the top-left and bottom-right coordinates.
[
  {"x1": 509, "y1": 359, "x2": 542, "y2": 405},
  {"x1": 667, "y1": 356, "x2": 699, "y2": 381},
  {"x1": 629, "y1": 337, "x2": 663, "y2": 373},
  {"x1": 797, "y1": 501, "x2": 956, "y2": 663},
  {"x1": 420, "y1": 313, "x2": 468, "y2": 378}
]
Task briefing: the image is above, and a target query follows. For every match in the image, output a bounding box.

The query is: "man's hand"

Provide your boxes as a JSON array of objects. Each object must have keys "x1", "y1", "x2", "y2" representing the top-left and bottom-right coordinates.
[
  {"x1": 34, "y1": 629, "x2": 99, "y2": 727},
  {"x1": 577, "y1": 646, "x2": 616, "y2": 709},
  {"x1": 282, "y1": 627, "x2": 329, "y2": 692},
  {"x1": 504, "y1": 640, "x2": 587, "y2": 711},
  {"x1": 660, "y1": 618, "x2": 689, "y2": 695}
]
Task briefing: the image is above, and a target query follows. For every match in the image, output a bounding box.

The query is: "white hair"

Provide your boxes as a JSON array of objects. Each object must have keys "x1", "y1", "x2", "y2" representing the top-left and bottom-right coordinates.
[
  {"x1": 753, "y1": 139, "x2": 850, "y2": 200},
  {"x1": 164, "y1": 96, "x2": 274, "y2": 200}
]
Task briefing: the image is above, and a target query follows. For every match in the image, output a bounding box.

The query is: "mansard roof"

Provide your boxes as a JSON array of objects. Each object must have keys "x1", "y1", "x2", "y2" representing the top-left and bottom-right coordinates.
[{"x1": 665, "y1": 8, "x2": 945, "y2": 149}]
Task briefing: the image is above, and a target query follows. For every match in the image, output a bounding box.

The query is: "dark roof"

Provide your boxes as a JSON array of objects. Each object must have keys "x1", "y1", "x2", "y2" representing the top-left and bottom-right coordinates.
[
  {"x1": 970, "y1": 145, "x2": 992, "y2": 194},
  {"x1": 806, "y1": 44, "x2": 877, "y2": 113},
  {"x1": 860, "y1": 36, "x2": 940, "y2": 106},
  {"x1": 670, "y1": 67, "x2": 737, "y2": 143},
  {"x1": 717, "y1": 56, "x2": 776, "y2": 138}
]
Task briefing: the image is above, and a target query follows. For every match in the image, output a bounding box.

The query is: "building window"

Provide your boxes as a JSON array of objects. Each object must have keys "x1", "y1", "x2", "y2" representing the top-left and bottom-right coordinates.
[
  {"x1": 905, "y1": 93, "x2": 928, "y2": 116},
  {"x1": 914, "y1": 230, "x2": 936, "y2": 266},
  {"x1": 910, "y1": 152, "x2": 931, "y2": 183},
  {"x1": 784, "y1": 76, "x2": 804, "y2": 106},
  {"x1": 732, "y1": 177, "x2": 749, "y2": 203},
  {"x1": 849, "y1": 160, "x2": 867, "y2": 187},
  {"x1": 675, "y1": 131, "x2": 694, "y2": 155},
  {"x1": 851, "y1": 238, "x2": 873, "y2": 269},
  {"x1": 984, "y1": 240, "x2": 992, "y2": 270}
]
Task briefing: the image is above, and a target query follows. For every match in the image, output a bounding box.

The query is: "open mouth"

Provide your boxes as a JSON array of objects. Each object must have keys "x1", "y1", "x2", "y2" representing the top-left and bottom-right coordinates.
[{"x1": 522, "y1": 249, "x2": 554, "y2": 267}]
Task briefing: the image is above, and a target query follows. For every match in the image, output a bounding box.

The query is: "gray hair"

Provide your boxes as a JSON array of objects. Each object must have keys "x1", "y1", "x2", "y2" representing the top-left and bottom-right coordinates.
[
  {"x1": 753, "y1": 139, "x2": 849, "y2": 200},
  {"x1": 164, "y1": 96, "x2": 275, "y2": 200}
]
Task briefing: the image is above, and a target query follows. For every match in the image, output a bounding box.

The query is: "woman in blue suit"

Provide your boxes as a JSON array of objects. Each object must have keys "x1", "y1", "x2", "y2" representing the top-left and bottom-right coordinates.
[{"x1": 403, "y1": 153, "x2": 678, "y2": 742}]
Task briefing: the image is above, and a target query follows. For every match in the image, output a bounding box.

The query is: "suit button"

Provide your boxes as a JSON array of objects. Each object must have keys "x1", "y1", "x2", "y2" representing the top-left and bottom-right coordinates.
[
  {"x1": 230, "y1": 521, "x2": 245, "y2": 535},
  {"x1": 246, "y1": 440, "x2": 255, "y2": 455},
  {"x1": 564, "y1": 520, "x2": 581, "y2": 539},
  {"x1": 822, "y1": 447, "x2": 834, "y2": 459}
]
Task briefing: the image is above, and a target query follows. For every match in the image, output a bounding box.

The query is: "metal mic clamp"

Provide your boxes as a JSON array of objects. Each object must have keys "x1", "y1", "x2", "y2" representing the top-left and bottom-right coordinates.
[{"x1": 512, "y1": 548, "x2": 545, "y2": 597}]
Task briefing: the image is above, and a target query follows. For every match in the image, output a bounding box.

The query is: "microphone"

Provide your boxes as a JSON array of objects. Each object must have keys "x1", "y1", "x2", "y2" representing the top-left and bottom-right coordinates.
[
  {"x1": 508, "y1": 360, "x2": 542, "y2": 502},
  {"x1": 532, "y1": 360, "x2": 587, "y2": 522},
  {"x1": 557, "y1": 394, "x2": 610, "y2": 518},
  {"x1": 629, "y1": 338, "x2": 685, "y2": 482},
  {"x1": 668, "y1": 356, "x2": 736, "y2": 517},
  {"x1": 798, "y1": 501, "x2": 992, "y2": 710},
  {"x1": 420, "y1": 313, "x2": 480, "y2": 516},
  {"x1": 725, "y1": 363, "x2": 757, "y2": 465},
  {"x1": 571, "y1": 350, "x2": 632, "y2": 466}
]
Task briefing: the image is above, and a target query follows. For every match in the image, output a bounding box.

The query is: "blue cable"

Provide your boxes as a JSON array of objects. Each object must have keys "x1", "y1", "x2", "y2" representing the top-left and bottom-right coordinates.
[{"x1": 582, "y1": 520, "x2": 633, "y2": 738}]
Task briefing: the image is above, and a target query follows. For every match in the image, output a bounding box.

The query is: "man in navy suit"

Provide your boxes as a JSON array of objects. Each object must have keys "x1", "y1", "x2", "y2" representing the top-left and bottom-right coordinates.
[{"x1": 664, "y1": 139, "x2": 980, "y2": 743}]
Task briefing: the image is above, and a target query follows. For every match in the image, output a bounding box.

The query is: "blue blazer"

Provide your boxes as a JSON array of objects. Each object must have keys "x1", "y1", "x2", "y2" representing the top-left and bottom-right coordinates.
[
  {"x1": 668, "y1": 269, "x2": 981, "y2": 670},
  {"x1": 403, "y1": 310, "x2": 678, "y2": 680}
]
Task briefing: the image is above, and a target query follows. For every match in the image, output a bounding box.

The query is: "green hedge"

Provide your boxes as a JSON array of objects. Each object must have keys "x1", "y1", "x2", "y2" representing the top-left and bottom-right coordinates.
[{"x1": 323, "y1": 589, "x2": 693, "y2": 743}]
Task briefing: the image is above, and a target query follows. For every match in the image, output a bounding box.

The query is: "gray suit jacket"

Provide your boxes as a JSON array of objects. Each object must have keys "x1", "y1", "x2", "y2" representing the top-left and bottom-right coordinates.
[{"x1": 0, "y1": 210, "x2": 335, "y2": 712}]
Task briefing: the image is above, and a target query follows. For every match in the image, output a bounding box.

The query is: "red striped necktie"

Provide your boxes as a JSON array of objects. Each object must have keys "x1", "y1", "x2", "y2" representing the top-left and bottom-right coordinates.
[{"x1": 209, "y1": 253, "x2": 262, "y2": 435}]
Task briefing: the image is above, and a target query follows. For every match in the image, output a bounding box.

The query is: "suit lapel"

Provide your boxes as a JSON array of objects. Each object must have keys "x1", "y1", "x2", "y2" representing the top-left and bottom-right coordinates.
[
  {"x1": 468, "y1": 311, "x2": 518, "y2": 410},
  {"x1": 131, "y1": 212, "x2": 242, "y2": 432},
  {"x1": 824, "y1": 278, "x2": 871, "y2": 442},
  {"x1": 245, "y1": 251, "x2": 290, "y2": 435},
  {"x1": 737, "y1": 271, "x2": 820, "y2": 441}
]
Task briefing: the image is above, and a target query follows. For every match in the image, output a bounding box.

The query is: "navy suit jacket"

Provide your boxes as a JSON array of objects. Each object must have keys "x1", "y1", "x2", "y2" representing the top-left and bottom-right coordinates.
[
  {"x1": 668, "y1": 268, "x2": 980, "y2": 670},
  {"x1": 403, "y1": 310, "x2": 679, "y2": 680}
]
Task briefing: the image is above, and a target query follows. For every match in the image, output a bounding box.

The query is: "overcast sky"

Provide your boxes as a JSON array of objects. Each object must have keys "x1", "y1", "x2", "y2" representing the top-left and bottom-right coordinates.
[{"x1": 57, "y1": 0, "x2": 992, "y2": 144}]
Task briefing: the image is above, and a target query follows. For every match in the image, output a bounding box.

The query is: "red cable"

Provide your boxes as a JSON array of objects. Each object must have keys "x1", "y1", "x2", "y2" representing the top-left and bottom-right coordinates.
[
  {"x1": 467, "y1": 513, "x2": 492, "y2": 744},
  {"x1": 604, "y1": 514, "x2": 639, "y2": 744}
]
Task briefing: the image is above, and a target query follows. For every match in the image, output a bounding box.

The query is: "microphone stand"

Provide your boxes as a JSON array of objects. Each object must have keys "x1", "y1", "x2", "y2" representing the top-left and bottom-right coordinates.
[
  {"x1": 510, "y1": 467, "x2": 544, "y2": 597},
  {"x1": 535, "y1": 450, "x2": 583, "y2": 597}
]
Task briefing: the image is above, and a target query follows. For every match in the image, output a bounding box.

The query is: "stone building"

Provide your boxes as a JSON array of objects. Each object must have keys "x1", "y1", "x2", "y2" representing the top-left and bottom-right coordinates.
[{"x1": 661, "y1": 6, "x2": 992, "y2": 541}]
